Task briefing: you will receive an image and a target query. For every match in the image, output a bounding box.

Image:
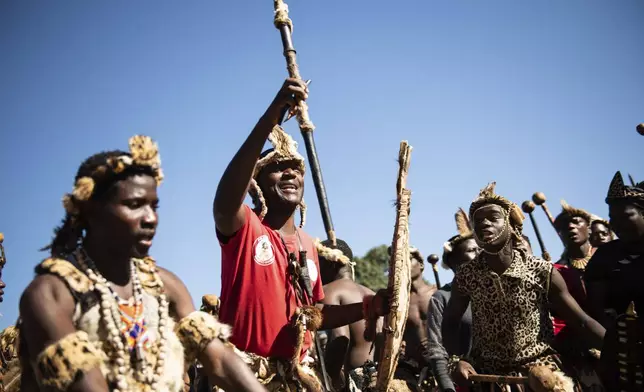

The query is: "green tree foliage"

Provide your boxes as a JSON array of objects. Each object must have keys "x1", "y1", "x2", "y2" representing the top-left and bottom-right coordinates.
[{"x1": 354, "y1": 244, "x2": 389, "y2": 291}]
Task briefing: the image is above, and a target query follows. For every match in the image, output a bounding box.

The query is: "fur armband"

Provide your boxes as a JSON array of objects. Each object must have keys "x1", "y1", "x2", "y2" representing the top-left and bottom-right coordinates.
[
  {"x1": 175, "y1": 311, "x2": 232, "y2": 363},
  {"x1": 35, "y1": 331, "x2": 102, "y2": 390}
]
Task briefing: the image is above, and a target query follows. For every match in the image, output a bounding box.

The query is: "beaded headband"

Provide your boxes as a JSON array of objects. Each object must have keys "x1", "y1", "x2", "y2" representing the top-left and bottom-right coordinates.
[
  {"x1": 249, "y1": 125, "x2": 307, "y2": 226},
  {"x1": 62, "y1": 135, "x2": 163, "y2": 217},
  {"x1": 315, "y1": 238, "x2": 356, "y2": 279},
  {"x1": 606, "y1": 171, "x2": 644, "y2": 205}
]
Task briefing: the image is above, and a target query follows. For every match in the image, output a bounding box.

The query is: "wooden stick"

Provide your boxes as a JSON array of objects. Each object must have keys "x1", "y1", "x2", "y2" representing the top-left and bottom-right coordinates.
[
  {"x1": 532, "y1": 192, "x2": 564, "y2": 245},
  {"x1": 427, "y1": 254, "x2": 441, "y2": 288},
  {"x1": 521, "y1": 201, "x2": 551, "y2": 261},
  {"x1": 376, "y1": 141, "x2": 413, "y2": 392},
  {"x1": 469, "y1": 374, "x2": 528, "y2": 384},
  {"x1": 273, "y1": 0, "x2": 336, "y2": 245}
]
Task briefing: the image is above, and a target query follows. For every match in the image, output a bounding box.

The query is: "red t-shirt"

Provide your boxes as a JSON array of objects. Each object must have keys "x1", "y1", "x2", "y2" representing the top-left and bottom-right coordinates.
[{"x1": 218, "y1": 205, "x2": 325, "y2": 360}]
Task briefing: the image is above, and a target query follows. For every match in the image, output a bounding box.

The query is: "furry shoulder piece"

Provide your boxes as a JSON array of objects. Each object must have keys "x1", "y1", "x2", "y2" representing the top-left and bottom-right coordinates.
[
  {"x1": 132, "y1": 256, "x2": 164, "y2": 297},
  {"x1": 174, "y1": 311, "x2": 232, "y2": 365},
  {"x1": 34, "y1": 330, "x2": 102, "y2": 390},
  {"x1": 606, "y1": 171, "x2": 644, "y2": 205},
  {"x1": 469, "y1": 182, "x2": 525, "y2": 228},
  {"x1": 35, "y1": 257, "x2": 93, "y2": 295},
  {"x1": 0, "y1": 325, "x2": 19, "y2": 360},
  {"x1": 554, "y1": 200, "x2": 593, "y2": 229}
]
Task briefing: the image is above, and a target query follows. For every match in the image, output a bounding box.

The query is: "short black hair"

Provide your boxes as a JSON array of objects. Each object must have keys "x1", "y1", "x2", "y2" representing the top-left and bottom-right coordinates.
[{"x1": 320, "y1": 238, "x2": 353, "y2": 261}]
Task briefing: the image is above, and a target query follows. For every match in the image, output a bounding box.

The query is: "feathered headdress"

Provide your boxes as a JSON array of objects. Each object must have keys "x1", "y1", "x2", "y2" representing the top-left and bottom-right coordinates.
[
  {"x1": 606, "y1": 171, "x2": 644, "y2": 205},
  {"x1": 249, "y1": 125, "x2": 307, "y2": 227},
  {"x1": 62, "y1": 135, "x2": 163, "y2": 217},
  {"x1": 442, "y1": 208, "x2": 474, "y2": 269},
  {"x1": 553, "y1": 200, "x2": 593, "y2": 230}
]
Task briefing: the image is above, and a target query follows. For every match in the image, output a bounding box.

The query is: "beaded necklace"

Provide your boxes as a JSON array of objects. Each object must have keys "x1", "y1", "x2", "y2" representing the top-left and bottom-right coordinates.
[{"x1": 78, "y1": 249, "x2": 170, "y2": 392}]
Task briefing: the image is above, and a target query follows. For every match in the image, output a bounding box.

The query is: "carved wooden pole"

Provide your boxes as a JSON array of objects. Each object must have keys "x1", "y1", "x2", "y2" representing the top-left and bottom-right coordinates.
[{"x1": 521, "y1": 201, "x2": 551, "y2": 261}]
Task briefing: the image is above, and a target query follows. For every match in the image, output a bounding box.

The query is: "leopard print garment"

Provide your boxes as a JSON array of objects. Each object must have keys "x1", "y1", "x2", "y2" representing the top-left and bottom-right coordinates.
[{"x1": 454, "y1": 250, "x2": 556, "y2": 374}]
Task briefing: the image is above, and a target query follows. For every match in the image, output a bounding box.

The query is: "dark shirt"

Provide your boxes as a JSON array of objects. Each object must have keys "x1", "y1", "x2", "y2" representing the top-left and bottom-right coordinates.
[
  {"x1": 585, "y1": 240, "x2": 644, "y2": 316},
  {"x1": 426, "y1": 283, "x2": 472, "y2": 392}
]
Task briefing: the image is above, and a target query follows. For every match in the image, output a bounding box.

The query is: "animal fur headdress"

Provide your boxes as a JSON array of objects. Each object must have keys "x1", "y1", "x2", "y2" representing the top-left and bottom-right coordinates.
[
  {"x1": 469, "y1": 182, "x2": 525, "y2": 248},
  {"x1": 62, "y1": 135, "x2": 163, "y2": 217},
  {"x1": 553, "y1": 200, "x2": 593, "y2": 231},
  {"x1": 442, "y1": 208, "x2": 474, "y2": 269},
  {"x1": 249, "y1": 125, "x2": 307, "y2": 227},
  {"x1": 606, "y1": 171, "x2": 644, "y2": 206}
]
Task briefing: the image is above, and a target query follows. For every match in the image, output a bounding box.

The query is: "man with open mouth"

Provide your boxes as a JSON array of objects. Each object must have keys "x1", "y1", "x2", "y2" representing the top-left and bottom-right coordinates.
[
  {"x1": 213, "y1": 78, "x2": 388, "y2": 391},
  {"x1": 442, "y1": 183, "x2": 605, "y2": 392}
]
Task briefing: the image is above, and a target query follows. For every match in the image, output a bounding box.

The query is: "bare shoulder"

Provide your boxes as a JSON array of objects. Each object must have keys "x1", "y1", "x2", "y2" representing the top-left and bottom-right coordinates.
[
  {"x1": 20, "y1": 274, "x2": 78, "y2": 359},
  {"x1": 20, "y1": 274, "x2": 76, "y2": 319},
  {"x1": 156, "y1": 266, "x2": 196, "y2": 320}
]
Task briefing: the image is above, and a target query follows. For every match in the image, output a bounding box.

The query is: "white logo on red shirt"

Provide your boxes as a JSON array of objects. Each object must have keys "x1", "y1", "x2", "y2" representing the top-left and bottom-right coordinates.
[
  {"x1": 253, "y1": 235, "x2": 275, "y2": 266},
  {"x1": 307, "y1": 258, "x2": 318, "y2": 283}
]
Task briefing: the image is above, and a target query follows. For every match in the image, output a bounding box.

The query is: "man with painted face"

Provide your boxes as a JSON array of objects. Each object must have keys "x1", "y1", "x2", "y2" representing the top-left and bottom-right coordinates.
[
  {"x1": 589, "y1": 219, "x2": 614, "y2": 248},
  {"x1": 213, "y1": 78, "x2": 388, "y2": 391},
  {"x1": 585, "y1": 172, "x2": 644, "y2": 390},
  {"x1": 425, "y1": 209, "x2": 478, "y2": 392},
  {"x1": 442, "y1": 183, "x2": 605, "y2": 391},
  {"x1": 18, "y1": 136, "x2": 264, "y2": 392}
]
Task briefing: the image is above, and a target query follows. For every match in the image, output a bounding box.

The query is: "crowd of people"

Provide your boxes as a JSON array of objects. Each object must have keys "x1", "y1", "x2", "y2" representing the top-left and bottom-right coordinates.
[{"x1": 0, "y1": 77, "x2": 642, "y2": 392}]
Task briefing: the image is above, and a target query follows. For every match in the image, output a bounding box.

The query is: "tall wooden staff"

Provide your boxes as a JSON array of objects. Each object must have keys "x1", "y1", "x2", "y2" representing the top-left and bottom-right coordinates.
[
  {"x1": 376, "y1": 141, "x2": 413, "y2": 392},
  {"x1": 521, "y1": 201, "x2": 551, "y2": 261},
  {"x1": 427, "y1": 254, "x2": 441, "y2": 288},
  {"x1": 273, "y1": 0, "x2": 336, "y2": 245},
  {"x1": 532, "y1": 192, "x2": 564, "y2": 245}
]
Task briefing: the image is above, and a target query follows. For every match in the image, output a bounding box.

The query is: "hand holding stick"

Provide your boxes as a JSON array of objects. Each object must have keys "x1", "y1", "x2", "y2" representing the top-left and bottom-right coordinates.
[
  {"x1": 521, "y1": 201, "x2": 551, "y2": 261},
  {"x1": 273, "y1": 0, "x2": 336, "y2": 245}
]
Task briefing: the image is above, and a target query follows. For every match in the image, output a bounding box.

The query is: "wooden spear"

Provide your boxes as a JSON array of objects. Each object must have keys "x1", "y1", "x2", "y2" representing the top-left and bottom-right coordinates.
[
  {"x1": 532, "y1": 191, "x2": 564, "y2": 245},
  {"x1": 272, "y1": 0, "x2": 337, "y2": 246},
  {"x1": 521, "y1": 201, "x2": 551, "y2": 261},
  {"x1": 427, "y1": 254, "x2": 441, "y2": 288}
]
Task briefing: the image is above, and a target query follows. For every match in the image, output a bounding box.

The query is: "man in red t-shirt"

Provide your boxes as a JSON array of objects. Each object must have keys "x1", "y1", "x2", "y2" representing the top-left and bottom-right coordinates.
[{"x1": 213, "y1": 78, "x2": 388, "y2": 390}]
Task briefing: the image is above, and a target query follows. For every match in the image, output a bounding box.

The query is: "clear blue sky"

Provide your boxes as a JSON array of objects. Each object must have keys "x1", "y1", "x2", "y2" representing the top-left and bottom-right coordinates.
[{"x1": 1, "y1": 0, "x2": 642, "y2": 329}]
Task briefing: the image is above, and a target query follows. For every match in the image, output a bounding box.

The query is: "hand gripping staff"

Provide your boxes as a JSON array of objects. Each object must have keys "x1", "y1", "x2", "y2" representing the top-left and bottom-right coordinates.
[{"x1": 273, "y1": 0, "x2": 337, "y2": 246}]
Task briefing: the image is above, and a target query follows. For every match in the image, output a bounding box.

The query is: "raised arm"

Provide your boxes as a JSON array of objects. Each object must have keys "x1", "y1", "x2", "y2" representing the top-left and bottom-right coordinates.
[
  {"x1": 20, "y1": 275, "x2": 110, "y2": 392},
  {"x1": 160, "y1": 268, "x2": 266, "y2": 392},
  {"x1": 548, "y1": 267, "x2": 606, "y2": 348},
  {"x1": 213, "y1": 78, "x2": 309, "y2": 236}
]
